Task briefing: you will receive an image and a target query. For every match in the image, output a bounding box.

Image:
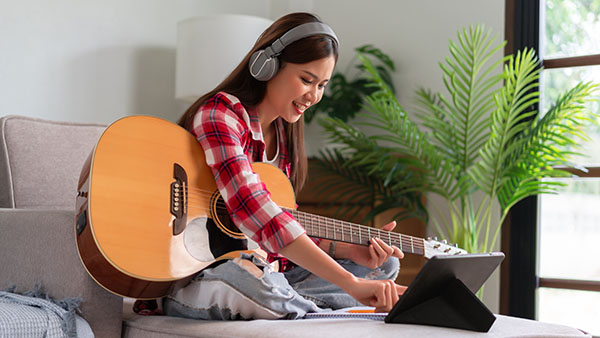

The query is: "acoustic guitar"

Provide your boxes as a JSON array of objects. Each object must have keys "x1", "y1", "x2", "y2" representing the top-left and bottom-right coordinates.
[{"x1": 75, "y1": 115, "x2": 466, "y2": 299}]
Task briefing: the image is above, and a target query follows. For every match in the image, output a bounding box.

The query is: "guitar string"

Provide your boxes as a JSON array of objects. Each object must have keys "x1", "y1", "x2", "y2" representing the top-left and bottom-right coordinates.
[
  {"x1": 180, "y1": 188, "x2": 427, "y2": 249},
  {"x1": 183, "y1": 193, "x2": 424, "y2": 247},
  {"x1": 181, "y1": 184, "x2": 439, "y2": 250},
  {"x1": 174, "y1": 186, "x2": 431, "y2": 250},
  {"x1": 183, "y1": 200, "x2": 424, "y2": 250},
  {"x1": 291, "y1": 209, "x2": 424, "y2": 250},
  {"x1": 298, "y1": 219, "x2": 423, "y2": 252}
]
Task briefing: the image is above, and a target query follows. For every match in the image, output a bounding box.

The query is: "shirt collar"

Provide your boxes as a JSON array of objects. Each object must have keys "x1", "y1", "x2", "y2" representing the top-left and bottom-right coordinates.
[{"x1": 246, "y1": 107, "x2": 263, "y2": 141}]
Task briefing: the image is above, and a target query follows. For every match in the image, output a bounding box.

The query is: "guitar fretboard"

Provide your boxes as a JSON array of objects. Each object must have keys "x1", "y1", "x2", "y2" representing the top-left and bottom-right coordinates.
[{"x1": 286, "y1": 208, "x2": 425, "y2": 256}]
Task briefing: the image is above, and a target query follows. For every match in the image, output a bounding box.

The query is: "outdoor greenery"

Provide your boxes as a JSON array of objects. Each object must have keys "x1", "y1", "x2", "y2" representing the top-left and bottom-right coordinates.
[
  {"x1": 304, "y1": 44, "x2": 395, "y2": 123},
  {"x1": 537, "y1": 1, "x2": 600, "y2": 334},
  {"x1": 543, "y1": 0, "x2": 600, "y2": 163},
  {"x1": 315, "y1": 24, "x2": 598, "y2": 254},
  {"x1": 544, "y1": 0, "x2": 600, "y2": 59}
]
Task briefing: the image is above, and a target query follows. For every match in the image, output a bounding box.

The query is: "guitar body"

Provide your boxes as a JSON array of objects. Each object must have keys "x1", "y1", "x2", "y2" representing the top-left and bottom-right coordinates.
[{"x1": 75, "y1": 115, "x2": 295, "y2": 299}]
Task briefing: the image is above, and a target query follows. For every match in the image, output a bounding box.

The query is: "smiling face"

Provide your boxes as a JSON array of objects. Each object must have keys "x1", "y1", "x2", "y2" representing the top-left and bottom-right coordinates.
[{"x1": 257, "y1": 55, "x2": 336, "y2": 127}]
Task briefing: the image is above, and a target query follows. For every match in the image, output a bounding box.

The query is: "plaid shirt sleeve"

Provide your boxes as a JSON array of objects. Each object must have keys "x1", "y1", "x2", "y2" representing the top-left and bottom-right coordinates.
[{"x1": 191, "y1": 93, "x2": 306, "y2": 254}]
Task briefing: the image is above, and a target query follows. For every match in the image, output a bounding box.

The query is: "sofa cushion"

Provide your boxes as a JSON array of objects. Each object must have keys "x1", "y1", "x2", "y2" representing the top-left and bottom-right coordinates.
[
  {"x1": 0, "y1": 115, "x2": 105, "y2": 209},
  {"x1": 0, "y1": 208, "x2": 123, "y2": 338},
  {"x1": 121, "y1": 313, "x2": 590, "y2": 338}
]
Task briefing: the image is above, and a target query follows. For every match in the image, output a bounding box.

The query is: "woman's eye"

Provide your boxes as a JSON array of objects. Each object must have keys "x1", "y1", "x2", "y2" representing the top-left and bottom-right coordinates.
[{"x1": 301, "y1": 77, "x2": 312, "y2": 84}]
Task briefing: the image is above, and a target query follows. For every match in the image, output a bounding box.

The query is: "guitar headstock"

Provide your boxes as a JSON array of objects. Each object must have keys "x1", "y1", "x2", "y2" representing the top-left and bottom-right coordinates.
[{"x1": 424, "y1": 237, "x2": 468, "y2": 258}]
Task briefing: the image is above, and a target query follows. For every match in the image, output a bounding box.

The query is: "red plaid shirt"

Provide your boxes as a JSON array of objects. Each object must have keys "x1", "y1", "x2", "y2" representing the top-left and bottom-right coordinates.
[{"x1": 191, "y1": 92, "x2": 315, "y2": 271}]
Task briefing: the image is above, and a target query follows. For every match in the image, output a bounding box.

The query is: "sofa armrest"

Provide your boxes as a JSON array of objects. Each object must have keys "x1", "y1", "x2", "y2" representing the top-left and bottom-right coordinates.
[{"x1": 0, "y1": 208, "x2": 123, "y2": 338}]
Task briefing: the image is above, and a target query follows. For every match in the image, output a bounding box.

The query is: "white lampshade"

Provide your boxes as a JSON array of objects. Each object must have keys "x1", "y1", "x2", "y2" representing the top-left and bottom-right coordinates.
[{"x1": 175, "y1": 14, "x2": 273, "y2": 103}]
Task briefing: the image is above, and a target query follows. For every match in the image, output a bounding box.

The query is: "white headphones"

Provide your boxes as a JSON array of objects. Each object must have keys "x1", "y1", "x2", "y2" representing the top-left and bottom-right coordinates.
[{"x1": 248, "y1": 22, "x2": 339, "y2": 81}]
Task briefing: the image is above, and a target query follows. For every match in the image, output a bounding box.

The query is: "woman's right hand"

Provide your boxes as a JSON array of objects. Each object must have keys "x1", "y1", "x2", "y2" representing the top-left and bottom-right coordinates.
[
  {"x1": 279, "y1": 234, "x2": 407, "y2": 312},
  {"x1": 342, "y1": 276, "x2": 407, "y2": 312}
]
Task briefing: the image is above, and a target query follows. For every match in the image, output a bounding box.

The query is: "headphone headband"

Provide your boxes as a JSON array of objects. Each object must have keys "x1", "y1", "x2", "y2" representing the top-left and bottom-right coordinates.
[
  {"x1": 249, "y1": 21, "x2": 339, "y2": 81},
  {"x1": 269, "y1": 22, "x2": 338, "y2": 56}
]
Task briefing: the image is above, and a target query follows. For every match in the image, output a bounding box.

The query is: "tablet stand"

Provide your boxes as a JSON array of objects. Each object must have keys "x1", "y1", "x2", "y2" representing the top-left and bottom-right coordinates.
[{"x1": 386, "y1": 277, "x2": 496, "y2": 332}]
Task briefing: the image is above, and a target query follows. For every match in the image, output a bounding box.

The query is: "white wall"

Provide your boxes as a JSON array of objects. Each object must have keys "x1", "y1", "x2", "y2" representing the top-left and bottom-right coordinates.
[
  {"x1": 0, "y1": 0, "x2": 270, "y2": 124},
  {"x1": 0, "y1": 0, "x2": 504, "y2": 126},
  {"x1": 0, "y1": 0, "x2": 505, "y2": 311}
]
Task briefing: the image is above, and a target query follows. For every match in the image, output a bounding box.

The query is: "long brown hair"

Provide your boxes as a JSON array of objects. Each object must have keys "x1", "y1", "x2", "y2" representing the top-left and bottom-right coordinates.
[{"x1": 178, "y1": 12, "x2": 339, "y2": 193}]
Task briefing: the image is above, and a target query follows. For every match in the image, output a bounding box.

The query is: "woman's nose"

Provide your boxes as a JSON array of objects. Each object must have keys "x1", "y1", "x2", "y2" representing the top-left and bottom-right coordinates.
[{"x1": 305, "y1": 86, "x2": 318, "y2": 103}]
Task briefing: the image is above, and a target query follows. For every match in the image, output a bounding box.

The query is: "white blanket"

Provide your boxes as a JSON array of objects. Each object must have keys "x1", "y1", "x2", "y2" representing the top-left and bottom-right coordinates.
[{"x1": 0, "y1": 287, "x2": 93, "y2": 338}]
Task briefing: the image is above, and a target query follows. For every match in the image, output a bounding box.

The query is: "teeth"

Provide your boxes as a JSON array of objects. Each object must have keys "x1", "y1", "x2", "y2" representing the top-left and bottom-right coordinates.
[{"x1": 294, "y1": 102, "x2": 308, "y2": 111}]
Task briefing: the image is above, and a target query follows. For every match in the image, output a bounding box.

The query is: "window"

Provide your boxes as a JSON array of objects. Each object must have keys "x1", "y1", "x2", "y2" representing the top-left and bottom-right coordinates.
[
  {"x1": 537, "y1": 0, "x2": 600, "y2": 334},
  {"x1": 505, "y1": 0, "x2": 600, "y2": 335}
]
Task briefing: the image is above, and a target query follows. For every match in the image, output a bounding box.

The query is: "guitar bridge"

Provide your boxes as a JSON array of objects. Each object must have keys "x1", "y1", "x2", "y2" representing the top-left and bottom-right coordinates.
[{"x1": 170, "y1": 163, "x2": 188, "y2": 235}]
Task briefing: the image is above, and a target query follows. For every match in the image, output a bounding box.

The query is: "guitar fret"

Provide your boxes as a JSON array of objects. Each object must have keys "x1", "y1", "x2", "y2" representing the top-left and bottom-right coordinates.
[
  {"x1": 359, "y1": 226, "x2": 362, "y2": 245},
  {"x1": 288, "y1": 208, "x2": 441, "y2": 258},
  {"x1": 320, "y1": 216, "x2": 324, "y2": 238}
]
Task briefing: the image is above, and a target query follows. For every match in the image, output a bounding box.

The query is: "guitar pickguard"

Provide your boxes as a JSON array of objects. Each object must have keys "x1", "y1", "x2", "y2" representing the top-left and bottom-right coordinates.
[
  {"x1": 183, "y1": 217, "x2": 248, "y2": 262},
  {"x1": 183, "y1": 217, "x2": 215, "y2": 261}
]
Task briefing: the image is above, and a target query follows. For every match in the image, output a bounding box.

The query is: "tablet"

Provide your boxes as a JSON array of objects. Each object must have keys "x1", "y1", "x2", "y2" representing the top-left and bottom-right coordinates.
[{"x1": 385, "y1": 252, "x2": 505, "y2": 331}]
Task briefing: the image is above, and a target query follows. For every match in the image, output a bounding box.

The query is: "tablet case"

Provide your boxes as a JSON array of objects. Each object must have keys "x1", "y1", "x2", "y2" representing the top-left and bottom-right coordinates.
[{"x1": 385, "y1": 252, "x2": 505, "y2": 332}]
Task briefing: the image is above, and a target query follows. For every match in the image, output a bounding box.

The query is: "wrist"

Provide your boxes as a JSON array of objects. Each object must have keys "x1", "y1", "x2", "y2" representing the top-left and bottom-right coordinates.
[
  {"x1": 336, "y1": 270, "x2": 359, "y2": 293},
  {"x1": 328, "y1": 241, "x2": 337, "y2": 258}
]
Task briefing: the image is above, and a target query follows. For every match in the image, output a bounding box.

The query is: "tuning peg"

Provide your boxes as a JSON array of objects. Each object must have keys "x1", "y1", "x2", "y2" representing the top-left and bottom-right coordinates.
[{"x1": 442, "y1": 239, "x2": 448, "y2": 244}]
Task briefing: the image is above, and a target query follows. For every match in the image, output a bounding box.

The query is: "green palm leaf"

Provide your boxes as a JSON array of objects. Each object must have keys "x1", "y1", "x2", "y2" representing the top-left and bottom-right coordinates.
[
  {"x1": 500, "y1": 81, "x2": 599, "y2": 211},
  {"x1": 468, "y1": 47, "x2": 541, "y2": 203},
  {"x1": 350, "y1": 54, "x2": 466, "y2": 200},
  {"x1": 434, "y1": 26, "x2": 508, "y2": 175},
  {"x1": 311, "y1": 148, "x2": 426, "y2": 223}
]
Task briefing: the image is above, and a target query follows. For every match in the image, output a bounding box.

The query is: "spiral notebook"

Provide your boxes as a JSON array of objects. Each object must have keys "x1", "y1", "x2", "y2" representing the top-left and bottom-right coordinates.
[{"x1": 303, "y1": 307, "x2": 386, "y2": 320}]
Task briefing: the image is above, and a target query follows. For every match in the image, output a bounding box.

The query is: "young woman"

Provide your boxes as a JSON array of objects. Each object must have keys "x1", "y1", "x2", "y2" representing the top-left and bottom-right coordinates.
[{"x1": 163, "y1": 12, "x2": 407, "y2": 320}]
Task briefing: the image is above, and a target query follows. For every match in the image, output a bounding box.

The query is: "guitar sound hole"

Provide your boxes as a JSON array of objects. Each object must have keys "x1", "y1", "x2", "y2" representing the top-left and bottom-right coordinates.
[{"x1": 183, "y1": 216, "x2": 248, "y2": 261}]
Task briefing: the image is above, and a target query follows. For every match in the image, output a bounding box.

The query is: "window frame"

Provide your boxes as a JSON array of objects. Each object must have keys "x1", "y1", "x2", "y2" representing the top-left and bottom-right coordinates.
[{"x1": 502, "y1": 0, "x2": 600, "y2": 321}]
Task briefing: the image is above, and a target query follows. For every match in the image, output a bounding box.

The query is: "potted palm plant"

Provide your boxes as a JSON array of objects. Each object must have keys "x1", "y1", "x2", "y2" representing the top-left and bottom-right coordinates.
[{"x1": 316, "y1": 25, "x2": 598, "y2": 254}]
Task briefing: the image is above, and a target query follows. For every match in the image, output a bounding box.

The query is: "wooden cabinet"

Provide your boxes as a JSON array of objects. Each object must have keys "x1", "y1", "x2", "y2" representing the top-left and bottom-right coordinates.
[{"x1": 297, "y1": 160, "x2": 426, "y2": 286}]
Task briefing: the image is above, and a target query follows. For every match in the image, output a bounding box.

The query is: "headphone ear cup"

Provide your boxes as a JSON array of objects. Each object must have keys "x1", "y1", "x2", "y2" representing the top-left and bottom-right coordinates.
[{"x1": 249, "y1": 50, "x2": 280, "y2": 81}]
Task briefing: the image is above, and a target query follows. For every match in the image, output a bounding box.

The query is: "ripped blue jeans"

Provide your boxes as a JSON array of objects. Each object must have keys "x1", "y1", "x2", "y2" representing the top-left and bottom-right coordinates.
[{"x1": 163, "y1": 254, "x2": 400, "y2": 320}]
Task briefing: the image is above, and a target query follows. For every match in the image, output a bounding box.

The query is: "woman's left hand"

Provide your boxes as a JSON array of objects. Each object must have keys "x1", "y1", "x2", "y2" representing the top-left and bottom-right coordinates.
[{"x1": 348, "y1": 221, "x2": 404, "y2": 269}]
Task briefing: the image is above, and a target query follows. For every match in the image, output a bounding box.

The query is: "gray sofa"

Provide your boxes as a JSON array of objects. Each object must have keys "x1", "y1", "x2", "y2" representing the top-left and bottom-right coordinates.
[{"x1": 0, "y1": 114, "x2": 591, "y2": 338}]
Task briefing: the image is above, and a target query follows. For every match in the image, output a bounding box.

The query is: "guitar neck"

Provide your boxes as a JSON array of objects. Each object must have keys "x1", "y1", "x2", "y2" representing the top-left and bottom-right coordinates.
[{"x1": 286, "y1": 209, "x2": 425, "y2": 256}]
